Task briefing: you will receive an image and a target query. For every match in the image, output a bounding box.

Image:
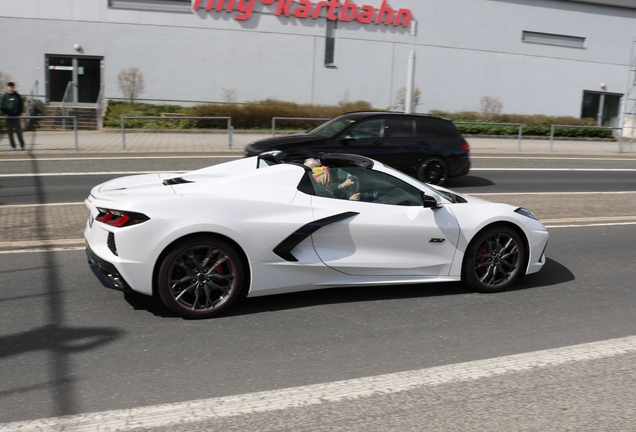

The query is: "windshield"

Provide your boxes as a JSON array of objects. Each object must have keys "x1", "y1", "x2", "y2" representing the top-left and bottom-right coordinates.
[{"x1": 310, "y1": 117, "x2": 356, "y2": 137}]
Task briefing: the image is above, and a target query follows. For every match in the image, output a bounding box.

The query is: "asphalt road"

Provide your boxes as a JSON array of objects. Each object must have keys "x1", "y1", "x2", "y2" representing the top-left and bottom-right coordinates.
[
  {"x1": 1, "y1": 155, "x2": 636, "y2": 204},
  {"x1": 1, "y1": 225, "x2": 635, "y2": 429},
  {"x1": 0, "y1": 155, "x2": 635, "y2": 430}
]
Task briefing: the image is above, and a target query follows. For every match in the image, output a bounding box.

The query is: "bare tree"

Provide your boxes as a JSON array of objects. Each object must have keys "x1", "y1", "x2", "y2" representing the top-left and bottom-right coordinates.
[
  {"x1": 0, "y1": 71, "x2": 13, "y2": 96},
  {"x1": 221, "y1": 87, "x2": 237, "y2": 103},
  {"x1": 117, "y1": 67, "x2": 146, "y2": 105},
  {"x1": 479, "y1": 96, "x2": 504, "y2": 120},
  {"x1": 392, "y1": 86, "x2": 421, "y2": 112},
  {"x1": 340, "y1": 88, "x2": 351, "y2": 104}
]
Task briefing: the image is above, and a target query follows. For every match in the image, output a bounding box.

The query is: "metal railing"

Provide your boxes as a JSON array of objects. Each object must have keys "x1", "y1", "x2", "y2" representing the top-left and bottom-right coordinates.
[
  {"x1": 549, "y1": 124, "x2": 621, "y2": 152},
  {"x1": 28, "y1": 80, "x2": 39, "y2": 102},
  {"x1": 8, "y1": 115, "x2": 79, "y2": 150},
  {"x1": 454, "y1": 122, "x2": 524, "y2": 151},
  {"x1": 619, "y1": 122, "x2": 635, "y2": 153},
  {"x1": 271, "y1": 117, "x2": 330, "y2": 136},
  {"x1": 60, "y1": 81, "x2": 74, "y2": 129},
  {"x1": 95, "y1": 82, "x2": 105, "y2": 130},
  {"x1": 120, "y1": 116, "x2": 233, "y2": 150}
]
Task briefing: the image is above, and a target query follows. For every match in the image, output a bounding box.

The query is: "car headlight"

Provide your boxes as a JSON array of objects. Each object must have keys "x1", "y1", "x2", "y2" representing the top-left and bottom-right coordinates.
[{"x1": 514, "y1": 207, "x2": 538, "y2": 220}]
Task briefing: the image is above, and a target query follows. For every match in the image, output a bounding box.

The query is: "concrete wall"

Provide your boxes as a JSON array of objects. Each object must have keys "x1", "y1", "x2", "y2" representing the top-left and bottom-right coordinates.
[{"x1": 1, "y1": 0, "x2": 635, "y2": 117}]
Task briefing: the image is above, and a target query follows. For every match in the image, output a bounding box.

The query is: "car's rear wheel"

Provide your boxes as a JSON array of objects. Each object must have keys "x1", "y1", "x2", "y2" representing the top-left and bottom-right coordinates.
[
  {"x1": 158, "y1": 236, "x2": 245, "y2": 319},
  {"x1": 417, "y1": 157, "x2": 448, "y2": 185},
  {"x1": 465, "y1": 226, "x2": 525, "y2": 293}
]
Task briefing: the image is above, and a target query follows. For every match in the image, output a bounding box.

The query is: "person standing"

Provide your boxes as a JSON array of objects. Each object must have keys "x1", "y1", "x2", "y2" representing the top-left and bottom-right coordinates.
[{"x1": 1, "y1": 82, "x2": 27, "y2": 150}]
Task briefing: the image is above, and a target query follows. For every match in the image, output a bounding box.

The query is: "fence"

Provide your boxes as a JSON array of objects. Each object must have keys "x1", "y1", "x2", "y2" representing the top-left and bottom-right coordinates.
[
  {"x1": 549, "y1": 124, "x2": 622, "y2": 152},
  {"x1": 120, "y1": 116, "x2": 233, "y2": 150},
  {"x1": 0, "y1": 116, "x2": 79, "y2": 150},
  {"x1": 271, "y1": 117, "x2": 330, "y2": 136}
]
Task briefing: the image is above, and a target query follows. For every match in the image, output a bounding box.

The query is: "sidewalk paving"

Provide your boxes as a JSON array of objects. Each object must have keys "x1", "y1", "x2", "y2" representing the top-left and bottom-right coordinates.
[{"x1": 0, "y1": 130, "x2": 635, "y2": 251}]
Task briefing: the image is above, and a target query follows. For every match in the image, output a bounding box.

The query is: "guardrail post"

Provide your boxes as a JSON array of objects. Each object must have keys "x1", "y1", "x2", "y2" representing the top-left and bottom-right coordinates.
[
  {"x1": 228, "y1": 120, "x2": 233, "y2": 149},
  {"x1": 272, "y1": 118, "x2": 277, "y2": 137},
  {"x1": 549, "y1": 125, "x2": 555, "y2": 152},
  {"x1": 517, "y1": 124, "x2": 523, "y2": 151},
  {"x1": 73, "y1": 117, "x2": 78, "y2": 151},
  {"x1": 121, "y1": 117, "x2": 126, "y2": 150}
]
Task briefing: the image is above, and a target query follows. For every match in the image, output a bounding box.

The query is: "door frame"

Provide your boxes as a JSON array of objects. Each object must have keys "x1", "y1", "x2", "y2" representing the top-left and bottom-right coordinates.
[{"x1": 45, "y1": 54, "x2": 104, "y2": 105}]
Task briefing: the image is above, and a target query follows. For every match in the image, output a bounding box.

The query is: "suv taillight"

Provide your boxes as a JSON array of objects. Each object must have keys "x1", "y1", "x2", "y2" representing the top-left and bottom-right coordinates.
[
  {"x1": 96, "y1": 208, "x2": 149, "y2": 227},
  {"x1": 460, "y1": 142, "x2": 470, "y2": 152}
]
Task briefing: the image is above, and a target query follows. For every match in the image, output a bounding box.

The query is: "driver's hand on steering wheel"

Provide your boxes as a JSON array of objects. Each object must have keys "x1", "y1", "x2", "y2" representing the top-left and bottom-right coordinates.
[
  {"x1": 348, "y1": 193, "x2": 361, "y2": 201},
  {"x1": 339, "y1": 176, "x2": 357, "y2": 189}
]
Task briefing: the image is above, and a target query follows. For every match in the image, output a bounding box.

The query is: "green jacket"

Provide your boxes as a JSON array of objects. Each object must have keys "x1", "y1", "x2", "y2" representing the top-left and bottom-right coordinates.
[{"x1": 1, "y1": 91, "x2": 24, "y2": 116}]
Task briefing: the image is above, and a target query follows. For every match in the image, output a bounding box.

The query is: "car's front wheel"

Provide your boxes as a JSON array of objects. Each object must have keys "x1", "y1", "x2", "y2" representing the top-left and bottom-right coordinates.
[
  {"x1": 417, "y1": 157, "x2": 448, "y2": 185},
  {"x1": 158, "y1": 236, "x2": 246, "y2": 319},
  {"x1": 465, "y1": 226, "x2": 525, "y2": 293}
]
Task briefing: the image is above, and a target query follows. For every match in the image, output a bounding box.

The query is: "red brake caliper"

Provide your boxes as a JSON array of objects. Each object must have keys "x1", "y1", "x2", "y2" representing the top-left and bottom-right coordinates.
[{"x1": 476, "y1": 244, "x2": 488, "y2": 275}]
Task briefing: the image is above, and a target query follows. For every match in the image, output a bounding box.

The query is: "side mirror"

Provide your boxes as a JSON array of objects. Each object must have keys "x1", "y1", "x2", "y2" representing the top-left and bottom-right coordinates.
[{"x1": 421, "y1": 192, "x2": 441, "y2": 209}]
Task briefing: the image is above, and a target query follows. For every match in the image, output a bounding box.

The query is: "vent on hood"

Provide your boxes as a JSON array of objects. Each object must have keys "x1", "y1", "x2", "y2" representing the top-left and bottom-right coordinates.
[{"x1": 162, "y1": 177, "x2": 193, "y2": 186}]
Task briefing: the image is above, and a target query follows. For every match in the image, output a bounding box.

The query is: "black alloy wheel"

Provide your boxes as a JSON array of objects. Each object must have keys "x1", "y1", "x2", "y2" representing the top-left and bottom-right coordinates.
[
  {"x1": 158, "y1": 236, "x2": 246, "y2": 319},
  {"x1": 417, "y1": 157, "x2": 448, "y2": 185},
  {"x1": 465, "y1": 226, "x2": 525, "y2": 293}
]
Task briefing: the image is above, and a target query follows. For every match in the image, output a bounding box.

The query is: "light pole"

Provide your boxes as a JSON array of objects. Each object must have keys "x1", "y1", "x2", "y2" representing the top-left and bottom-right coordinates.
[{"x1": 405, "y1": 20, "x2": 418, "y2": 114}]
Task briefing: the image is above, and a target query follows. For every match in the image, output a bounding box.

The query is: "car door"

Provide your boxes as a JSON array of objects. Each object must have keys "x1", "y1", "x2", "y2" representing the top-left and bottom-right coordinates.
[{"x1": 309, "y1": 167, "x2": 460, "y2": 277}]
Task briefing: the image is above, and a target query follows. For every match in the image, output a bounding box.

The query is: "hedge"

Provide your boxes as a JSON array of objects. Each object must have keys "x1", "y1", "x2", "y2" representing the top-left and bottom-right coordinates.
[{"x1": 103, "y1": 100, "x2": 615, "y2": 139}]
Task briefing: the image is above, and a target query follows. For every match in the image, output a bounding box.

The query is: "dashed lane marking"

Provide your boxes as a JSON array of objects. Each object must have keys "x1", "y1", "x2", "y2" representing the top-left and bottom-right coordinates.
[
  {"x1": 1, "y1": 168, "x2": 636, "y2": 178},
  {"x1": 0, "y1": 155, "x2": 239, "y2": 162},
  {"x1": 469, "y1": 167, "x2": 636, "y2": 171},
  {"x1": 1, "y1": 335, "x2": 636, "y2": 431}
]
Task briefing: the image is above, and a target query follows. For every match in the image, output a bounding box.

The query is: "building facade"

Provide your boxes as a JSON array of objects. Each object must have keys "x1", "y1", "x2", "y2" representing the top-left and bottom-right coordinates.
[{"x1": 1, "y1": 0, "x2": 636, "y2": 126}]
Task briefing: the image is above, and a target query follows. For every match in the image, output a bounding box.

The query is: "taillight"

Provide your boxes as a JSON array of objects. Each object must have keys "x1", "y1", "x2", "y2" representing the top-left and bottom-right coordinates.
[
  {"x1": 460, "y1": 142, "x2": 470, "y2": 152},
  {"x1": 95, "y1": 208, "x2": 149, "y2": 227}
]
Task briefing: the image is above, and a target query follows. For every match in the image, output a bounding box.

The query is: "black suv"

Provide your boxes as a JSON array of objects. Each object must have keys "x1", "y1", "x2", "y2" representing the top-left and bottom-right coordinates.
[{"x1": 243, "y1": 112, "x2": 470, "y2": 185}]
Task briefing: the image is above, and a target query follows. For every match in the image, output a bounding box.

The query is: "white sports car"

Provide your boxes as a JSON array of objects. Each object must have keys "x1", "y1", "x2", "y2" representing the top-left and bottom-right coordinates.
[{"x1": 85, "y1": 153, "x2": 549, "y2": 319}]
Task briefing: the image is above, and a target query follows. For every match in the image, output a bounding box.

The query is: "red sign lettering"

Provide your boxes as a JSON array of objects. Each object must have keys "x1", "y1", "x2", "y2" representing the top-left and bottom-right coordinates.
[{"x1": 193, "y1": 0, "x2": 412, "y2": 27}]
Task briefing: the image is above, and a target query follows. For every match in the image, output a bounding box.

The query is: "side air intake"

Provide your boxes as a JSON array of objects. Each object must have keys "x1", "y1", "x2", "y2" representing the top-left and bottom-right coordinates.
[{"x1": 162, "y1": 177, "x2": 193, "y2": 186}]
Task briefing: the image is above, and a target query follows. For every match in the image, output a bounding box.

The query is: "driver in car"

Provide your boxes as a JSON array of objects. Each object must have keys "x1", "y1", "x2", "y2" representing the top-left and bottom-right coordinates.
[{"x1": 306, "y1": 159, "x2": 360, "y2": 201}]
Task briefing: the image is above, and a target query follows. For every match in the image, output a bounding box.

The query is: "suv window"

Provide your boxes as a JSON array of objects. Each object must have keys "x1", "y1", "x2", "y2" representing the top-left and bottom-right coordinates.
[
  {"x1": 416, "y1": 118, "x2": 463, "y2": 140},
  {"x1": 384, "y1": 118, "x2": 414, "y2": 138},
  {"x1": 348, "y1": 119, "x2": 384, "y2": 139}
]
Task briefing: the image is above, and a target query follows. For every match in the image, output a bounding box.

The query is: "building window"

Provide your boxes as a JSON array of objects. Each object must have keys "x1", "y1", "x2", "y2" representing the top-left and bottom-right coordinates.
[
  {"x1": 108, "y1": 0, "x2": 191, "y2": 12},
  {"x1": 325, "y1": 20, "x2": 337, "y2": 67},
  {"x1": 581, "y1": 90, "x2": 622, "y2": 127},
  {"x1": 522, "y1": 31, "x2": 586, "y2": 48}
]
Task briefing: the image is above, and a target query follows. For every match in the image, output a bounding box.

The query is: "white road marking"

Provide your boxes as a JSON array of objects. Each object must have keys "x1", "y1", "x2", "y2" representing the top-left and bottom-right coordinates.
[
  {"x1": 0, "y1": 246, "x2": 85, "y2": 254},
  {"x1": 544, "y1": 221, "x2": 636, "y2": 228},
  {"x1": 1, "y1": 168, "x2": 636, "y2": 178},
  {"x1": 0, "y1": 171, "x2": 168, "y2": 177},
  {"x1": 0, "y1": 218, "x2": 632, "y2": 255},
  {"x1": 469, "y1": 167, "x2": 636, "y2": 171},
  {"x1": 1, "y1": 335, "x2": 635, "y2": 431},
  {"x1": 0, "y1": 155, "x2": 238, "y2": 162},
  {"x1": 0, "y1": 202, "x2": 85, "y2": 208},
  {"x1": 471, "y1": 156, "x2": 636, "y2": 161},
  {"x1": 3, "y1": 220, "x2": 633, "y2": 256},
  {"x1": 3, "y1": 191, "x2": 636, "y2": 208},
  {"x1": 469, "y1": 191, "x2": 636, "y2": 196}
]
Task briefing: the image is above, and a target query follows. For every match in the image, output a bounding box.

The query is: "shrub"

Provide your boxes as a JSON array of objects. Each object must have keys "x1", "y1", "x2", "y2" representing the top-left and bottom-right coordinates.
[
  {"x1": 104, "y1": 99, "x2": 613, "y2": 139},
  {"x1": 106, "y1": 99, "x2": 376, "y2": 130},
  {"x1": 430, "y1": 110, "x2": 612, "y2": 138}
]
